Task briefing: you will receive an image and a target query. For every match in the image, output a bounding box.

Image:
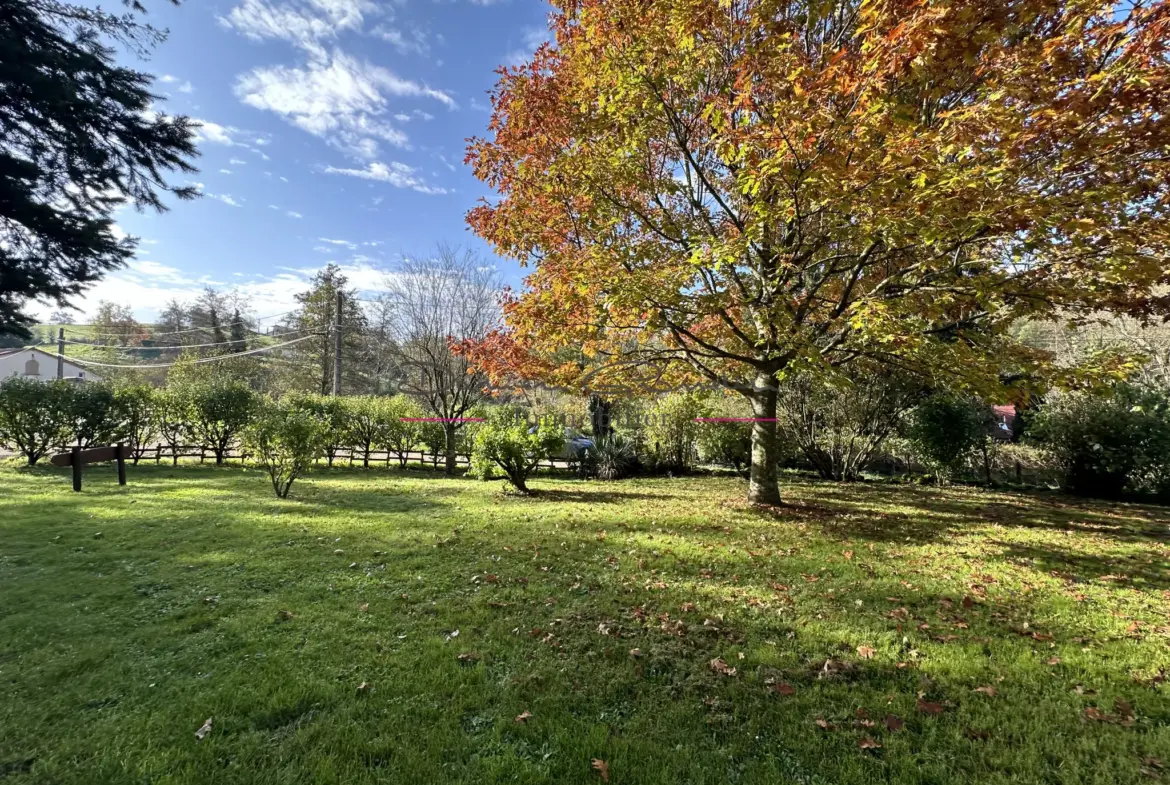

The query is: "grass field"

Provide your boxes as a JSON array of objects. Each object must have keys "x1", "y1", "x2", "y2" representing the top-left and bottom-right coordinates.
[{"x1": 1, "y1": 464, "x2": 1168, "y2": 784}]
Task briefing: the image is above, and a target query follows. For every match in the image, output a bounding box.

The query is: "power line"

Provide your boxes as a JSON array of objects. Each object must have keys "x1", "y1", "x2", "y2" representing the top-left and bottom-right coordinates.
[
  {"x1": 60, "y1": 334, "x2": 322, "y2": 369},
  {"x1": 81, "y1": 308, "x2": 299, "y2": 339},
  {"x1": 60, "y1": 325, "x2": 317, "y2": 351}
]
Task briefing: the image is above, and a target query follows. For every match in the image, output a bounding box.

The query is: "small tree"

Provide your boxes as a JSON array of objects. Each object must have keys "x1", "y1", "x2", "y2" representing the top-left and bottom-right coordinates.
[
  {"x1": 155, "y1": 387, "x2": 188, "y2": 465},
  {"x1": 68, "y1": 382, "x2": 128, "y2": 448},
  {"x1": 381, "y1": 394, "x2": 424, "y2": 467},
  {"x1": 284, "y1": 392, "x2": 351, "y2": 466},
  {"x1": 180, "y1": 378, "x2": 257, "y2": 464},
  {"x1": 906, "y1": 394, "x2": 993, "y2": 484},
  {"x1": 343, "y1": 396, "x2": 391, "y2": 469},
  {"x1": 0, "y1": 378, "x2": 73, "y2": 464},
  {"x1": 470, "y1": 408, "x2": 564, "y2": 493},
  {"x1": 114, "y1": 384, "x2": 158, "y2": 464},
  {"x1": 245, "y1": 401, "x2": 328, "y2": 498}
]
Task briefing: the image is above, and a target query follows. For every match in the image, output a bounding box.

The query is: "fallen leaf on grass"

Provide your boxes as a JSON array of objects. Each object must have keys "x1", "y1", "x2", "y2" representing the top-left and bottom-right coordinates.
[
  {"x1": 194, "y1": 717, "x2": 213, "y2": 741},
  {"x1": 772, "y1": 683, "x2": 795, "y2": 696},
  {"x1": 515, "y1": 711, "x2": 532, "y2": 723},
  {"x1": 1047, "y1": 657, "x2": 1062, "y2": 665},
  {"x1": 857, "y1": 645, "x2": 876, "y2": 659},
  {"x1": 709, "y1": 657, "x2": 737, "y2": 677},
  {"x1": 917, "y1": 699, "x2": 944, "y2": 715},
  {"x1": 681, "y1": 602, "x2": 696, "y2": 612},
  {"x1": 1084, "y1": 707, "x2": 1109, "y2": 721},
  {"x1": 456, "y1": 652, "x2": 480, "y2": 664},
  {"x1": 276, "y1": 610, "x2": 294, "y2": 622},
  {"x1": 885, "y1": 715, "x2": 904, "y2": 731},
  {"x1": 857, "y1": 735, "x2": 881, "y2": 750},
  {"x1": 358, "y1": 603, "x2": 369, "y2": 613},
  {"x1": 356, "y1": 681, "x2": 371, "y2": 695},
  {"x1": 966, "y1": 728, "x2": 991, "y2": 741},
  {"x1": 629, "y1": 648, "x2": 643, "y2": 659},
  {"x1": 592, "y1": 759, "x2": 610, "y2": 782},
  {"x1": 815, "y1": 718, "x2": 835, "y2": 730},
  {"x1": 974, "y1": 686, "x2": 998, "y2": 697},
  {"x1": 843, "y1": 550, "x2": 854, "y2": 561}
]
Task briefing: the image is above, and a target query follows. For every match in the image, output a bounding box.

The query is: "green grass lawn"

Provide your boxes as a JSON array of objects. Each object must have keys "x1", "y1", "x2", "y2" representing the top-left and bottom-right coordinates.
[{"x1": 1, "y1": 465, "x2": 1168, "y2": 784}]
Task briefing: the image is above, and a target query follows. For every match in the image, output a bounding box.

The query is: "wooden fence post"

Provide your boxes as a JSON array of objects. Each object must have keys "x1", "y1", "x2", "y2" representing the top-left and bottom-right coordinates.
[
  {"x1": 116, "y1": 443, "x2": 127, "y2": 486},
  {"x1": 71, "y1": 446, "x2": 82, "y2": 492}
]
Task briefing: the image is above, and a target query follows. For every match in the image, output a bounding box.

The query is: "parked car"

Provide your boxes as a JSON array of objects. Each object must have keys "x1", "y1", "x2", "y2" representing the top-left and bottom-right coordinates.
[{"x1": 529, "y1": 426, "x2": 594, "y2": 460}]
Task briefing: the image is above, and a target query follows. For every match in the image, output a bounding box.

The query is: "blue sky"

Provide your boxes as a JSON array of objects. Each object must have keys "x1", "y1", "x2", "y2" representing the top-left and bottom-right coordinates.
[{"x1": 37, "y1": 0, "x2": 550, "y2": 324}]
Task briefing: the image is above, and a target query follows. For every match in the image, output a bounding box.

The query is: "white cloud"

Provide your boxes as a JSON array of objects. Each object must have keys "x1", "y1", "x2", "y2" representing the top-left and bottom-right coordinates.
[
  {"x1": 220, "y1": 0, "x2": 378, "y2": 59},
  {"x1": 159, "y1": 74, "x2": 180, "y2": 84},
  {"x1": 319, "y1": 237, "x2": 358, "y2": 249},
  {"x1": 229, "y1": 157, "x2": 248, "y2": 165},
  {"x1": 193, "y1": 119, "x2": 272, "y2": 152},
  {"x1": 287, "y1": 210, "x2": 304, "y2": 218},
  {"x1": 323, "y1": 160, "x2": 448, "y2": 194},
  {"x1": 179, "y1": 81, "x2": 195, "y2": 94},
  {"x1": 30, "y1": 259, "x2": 389, "y2": 323},
  {"x1": 219, "y1": 169, "x2": 234, "y2": 174},
  {"x1": 375, "y1": 26, "x2": 430, "y2": 57},
  {"x1": 207, "y1": 193, "x2": 244, "y2": 207},
  {"x1": 233, "y1": 51, "x2": 454, "y2": 159}
]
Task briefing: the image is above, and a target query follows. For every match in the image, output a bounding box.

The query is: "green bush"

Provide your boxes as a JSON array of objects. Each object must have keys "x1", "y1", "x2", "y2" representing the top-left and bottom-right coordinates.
[
  {"x1": 906, "y1": 394, "x2": 994, "y2": 483},
  {"x1": 380, "y1": 395, "x2": 425, "y2": 467},
  {"x1": 177, "y1": 378, "x2": 258, "y2": 465},
  {"x1": 696, "y1": 394, "x2": 752, "y2": 471},
  {"x1": 469, "y1": 407, "x2": 564, "y2": 493},
  {"x1": 283, "y1": 392, "x2": 351, "y2": 466},
  {"x1": 1030, "y1": 385, "x2": 1170, "y2": 499},
  {"x1": 155, "y1": 387, "x2": 189, "y2": 465},
  {"x1": 592, "y1": 434, "x2": 639, "y2": 480},
  {"x1": 342, "y1": 396, "x2": 392, "y2": 468},
  {"x1": 645, "y1": 391, "x2": 708, "y2": 472},
  {"x1": 0, "y1": 378, "x2": 74, "y2": 465},
  {"x1": 245, "y1": 401, "x2": 329, "y2": 498},
  {"x1": 68, "y1": 382, "x2": 128, "y2": 449},
  {"x1": 113, "y1": 384, "x2": 158, "y2": 464}
]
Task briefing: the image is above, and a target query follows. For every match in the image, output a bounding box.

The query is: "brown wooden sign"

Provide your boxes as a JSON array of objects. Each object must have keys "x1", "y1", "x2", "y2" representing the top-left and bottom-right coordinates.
[{"x1": 50, "y1": 444, "x2": 129, "y2": 491}]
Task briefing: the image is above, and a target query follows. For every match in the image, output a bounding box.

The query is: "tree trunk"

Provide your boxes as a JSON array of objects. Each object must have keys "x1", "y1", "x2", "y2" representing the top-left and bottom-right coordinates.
[
  {"x1": 444, "y1": 423, "x2": 457, "y2": 475},
  {"x1": 748, "y1": 374, "x2": 782, "y2": 505}
]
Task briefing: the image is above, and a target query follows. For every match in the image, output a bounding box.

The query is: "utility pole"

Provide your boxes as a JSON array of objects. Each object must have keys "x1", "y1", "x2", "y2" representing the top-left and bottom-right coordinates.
[
  {"x1": 56, "y1": 328, "x2": 65, "y2": 379},
  {"x1": 332, "y1": 290, "x2": 343, "y2": 396}
]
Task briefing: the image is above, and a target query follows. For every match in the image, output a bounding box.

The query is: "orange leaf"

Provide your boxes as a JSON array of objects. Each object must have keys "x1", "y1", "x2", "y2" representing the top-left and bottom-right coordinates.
[
  {"x1": 885, "y1": 714, "x2": 904, "y2": 731},
  {"x1": 857, "y1": 645, "x2": 876, "y2": 659},
  {"x1": 709, "y1": 657, "x2": 737, "y2": 677},
  {"x1": 858, "y1": 735, "x2": 882, "y2": 750},
  {"x1": 591, "y1": 759, "x2": 610, "y2": 782},
  {"x1": 515, "y1": 710, "x2": 533, "y2": 723}
]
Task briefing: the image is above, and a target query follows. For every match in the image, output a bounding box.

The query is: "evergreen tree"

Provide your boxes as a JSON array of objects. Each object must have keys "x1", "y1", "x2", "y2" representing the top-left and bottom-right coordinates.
[
  {"x1": 279, "y1": 264, "x2": 369, "y2": 394},
  {"x1": 0, "y1": 0, "x2": 199, "y2": 338},
  {"x1": 229, "y1": 309, "x2": 247, "y2": 353},
  {"x1": 208, "y1": 306, "x2": 227, "y2": 346}
]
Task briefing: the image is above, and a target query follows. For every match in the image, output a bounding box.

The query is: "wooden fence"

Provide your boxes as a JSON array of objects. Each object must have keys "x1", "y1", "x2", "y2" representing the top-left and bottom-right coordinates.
[{"x1": 135, "y1": 444, "x2": 575, "y2": 472}]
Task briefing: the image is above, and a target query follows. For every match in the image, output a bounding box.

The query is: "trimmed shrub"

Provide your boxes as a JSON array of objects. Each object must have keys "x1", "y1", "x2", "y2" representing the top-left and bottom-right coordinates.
[
  {"x1": 380, "y1": 394, "x2": 425, "y2": 467},
  {"x1": 155, "y1": 387, "x2": 189, "y2": 465},
  {"x1": 245, "y1": 401, "x2": 329, "y2": 498},
  {"x1": 69, "y1": 382, "x2": 128, "y2": 449},
  {"x1": 470, "y1": 407, "x2": 564, "y2": 493},
  {"x1": 114, "y1": 384, "x2": 158, "y2": 464},
  {"x1": 178, "y1": 378, "x2": 258, "y2": 465},
  {"x1": 284, "y1": 392, "x2": 352, "y2": 466},
  {"x1": 342, "y1": 396, "x2": 391, "y2": 468},
  {"x1": 0, "y1": 378, "x2": 73, "y2": 465}
]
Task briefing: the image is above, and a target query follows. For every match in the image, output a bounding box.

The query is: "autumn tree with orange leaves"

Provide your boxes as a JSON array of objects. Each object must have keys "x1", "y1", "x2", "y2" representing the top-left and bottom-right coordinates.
[{"x1": 466, "y1": 0, "x2": 1170, "y2": 505}]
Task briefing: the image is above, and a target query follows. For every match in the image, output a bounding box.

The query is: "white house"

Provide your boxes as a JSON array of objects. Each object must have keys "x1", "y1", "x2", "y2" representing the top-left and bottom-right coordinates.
[{"x1": 0, "y1": 348, "x2": 99, "y2": 383}]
